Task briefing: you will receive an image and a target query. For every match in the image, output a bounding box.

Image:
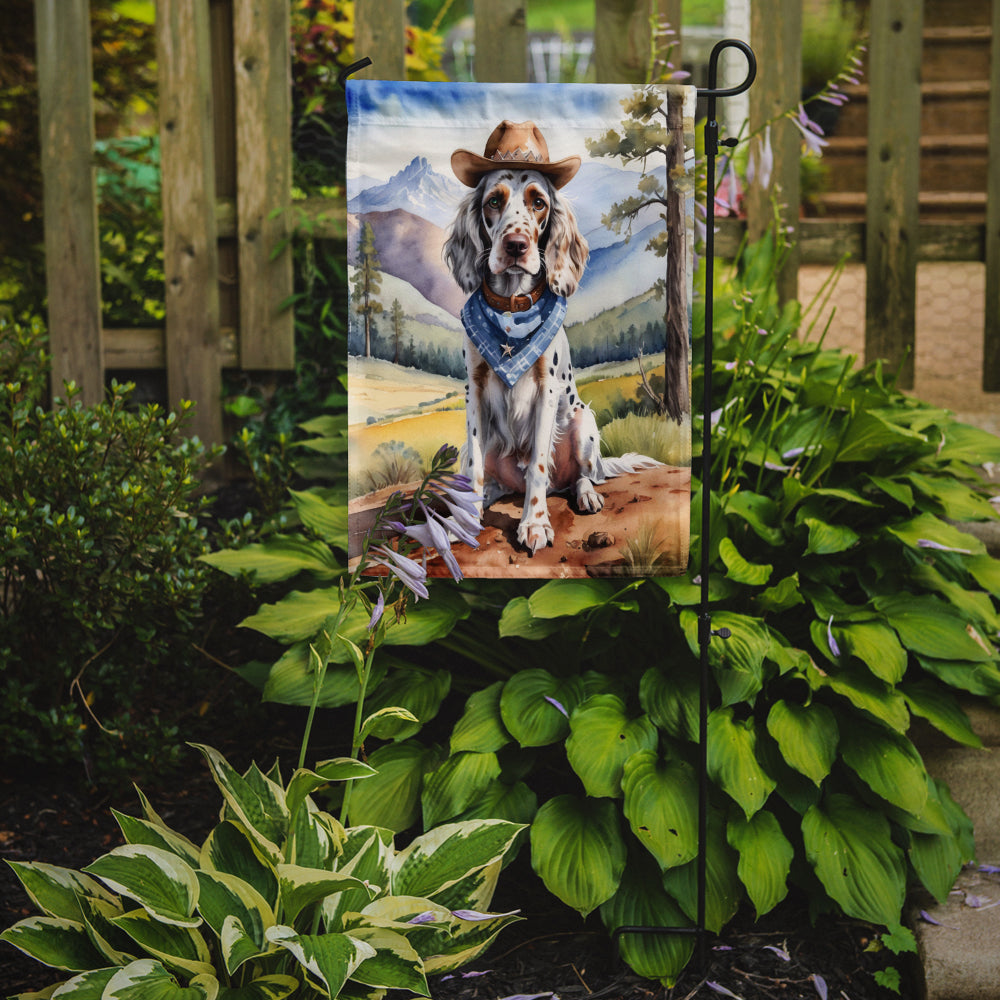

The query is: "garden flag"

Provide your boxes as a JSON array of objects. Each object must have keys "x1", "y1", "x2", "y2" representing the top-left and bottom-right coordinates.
[{"x1": 346, "y1": 80, "x2": 695, "y2": 578}]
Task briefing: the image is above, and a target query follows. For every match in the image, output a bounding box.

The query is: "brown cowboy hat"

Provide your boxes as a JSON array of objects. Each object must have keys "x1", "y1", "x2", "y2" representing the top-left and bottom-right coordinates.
[{"x1": 451, "y1": 120, "x2": 581, "y2": 189}]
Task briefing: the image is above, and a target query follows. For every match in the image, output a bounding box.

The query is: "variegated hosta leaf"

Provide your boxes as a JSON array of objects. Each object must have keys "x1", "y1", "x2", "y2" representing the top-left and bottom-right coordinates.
[
  {"x1": 802, "y1": 793, "x2": 906, "y2": 926},
  {"x1": 706, "y1": 707, "x2": 776, "y2": 819},
  {"x1": 391, "y1": 820, "x2": 524, "y2": 901},
  {"x1": 214, "y1": 974, "x2": 299, "y2": 999},
  {"x1": 499, "y1": 670, "x2": 585, "y2": 747},
  {"x1": 200, "y1": 822, "x2": 278, "y2": 910},
  {"x1": 599, "y1": 854, "x2": 694, "y2": 987},
  {"x1": 0, "y1": 916, "x2": 107, "y2": 971},
  {"x1": 190, "y1": 745, "x2": 288, "y2": 863},
  {"x1": 265, "y1": 926, "x2": 376, "y2": 998},
  {"x1": 421, "y1": 751, "x2": 501, "y2": 829},
  {"x1": 727, "y1": 810, "x2": 793, "y2": 918},
  {"x1": 83, "y1": 846, "x2": 200, "y2": 928},
  {"x1": 77, "y1": 894, "x2": 136, "y2": 966},
  {"x1": 46, "y1": 966, "x2": 118, "y2": 997},
  {"x1": 285, "y1": 760, "x2": 376, "y2": 824},
  {"x1": 112, "y1": 810, "x2": 202, "y2": 868},
  {"x1": 566, "y1": 695, "x2": 658, "y2": 799},
  {"x1": 102, "y1": 958, "x2": 218, "y2": 999},
  {"x1": 765, "y1": 700, "x2": 838, "y2": 786},
  {"x1": 424, "y1": 859, "x2": 501, "y2": 916},
  {"x1": 450, "y1": 681, "x2": 511, "y2": 754},
  {"x1": 276, "y1": 864, "x2": 376, "y2": 925},
  {"x1": 323, "y1": 829, "x2": 393, "y2": 931},
  {"x1": 345, "y1": 926, "x2": 429, "y2": 995},
  {"x1": 661, "y1": 811, "x2": 742, "y2": 934},
  {"x1": 195, "y1": 871, "x2": 274, "y2": 974},
  {"x1": 4, "y1": 861, "x2": 118, "y2": 922},
  {"x1": 288, "y1": 802, "x2": 343, "y2": 870},
  {"x1": 110, "y1": 908, "x2": 214, "y2": 978},
  {"x1": 421, "y1": 907, "x2": 522, "y2": 975},
  {"x1": 529, "y1": 795, "x2": 626, "y2": 917},
  {"x1": 621, "y1": 751, "x2": 699, "y2": 871}
]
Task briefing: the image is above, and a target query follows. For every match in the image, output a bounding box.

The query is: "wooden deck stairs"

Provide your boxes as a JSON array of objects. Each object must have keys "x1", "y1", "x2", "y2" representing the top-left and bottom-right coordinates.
[{"x1": 816, "y1": 0, "x2": 992, "y2": 221}]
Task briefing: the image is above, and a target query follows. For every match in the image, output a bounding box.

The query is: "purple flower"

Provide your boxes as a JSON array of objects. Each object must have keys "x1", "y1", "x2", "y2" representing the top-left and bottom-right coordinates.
[
  {"x1": 790, "y1": 104, "x2": 829, "y2": 156},
  {"x1": 451, "y1": 908, "x2": 520, "y2": 921},
  {"x1": 812, "y1": 974, "x2": 828, "y2": 1000},
  {"x1": 763, "y1": 944, "x2": 790, "y2": 961},
  {"x1": 544, "y1": 695, "x2": 569, "y2": 718},
  {"x1": 827, "y1": 616, "x2": 841, "y2": 658},
  {"x1": 407, "y1": 911, "x2": 438, "y2": 925},
  {"x1": 369, "y1": 544, "x2": 429, "y2": 600},
  {"x1": 747, "y1": 125, "x2": 773, "y2": 191},
  {"x1": 917, "y1": 538, "x2": 973, "y2": 555},
  {"x1": 367, "y1": 590, "x2": 385, "y2": 631},
  {"x1": 706, "y1": 983, "x2": 742, "y2": 999}
]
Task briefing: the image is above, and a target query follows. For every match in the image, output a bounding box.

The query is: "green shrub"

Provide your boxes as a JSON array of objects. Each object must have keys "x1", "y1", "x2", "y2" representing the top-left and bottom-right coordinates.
[
  {"x1": 0, "y1": 317, "x2": 220, "y2": 783},
  {"x1": 1, "y1": 743, "x2": 524, "y2": 997}
]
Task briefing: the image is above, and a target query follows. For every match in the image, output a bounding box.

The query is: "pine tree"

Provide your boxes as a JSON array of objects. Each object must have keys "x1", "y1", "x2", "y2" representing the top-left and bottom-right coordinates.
[
  {"x1": 390, "y1": 298, "x2": 405, "y2": 365},
  {"x1": 352, "y1": 221, "x2": 383, "y2": 358}
]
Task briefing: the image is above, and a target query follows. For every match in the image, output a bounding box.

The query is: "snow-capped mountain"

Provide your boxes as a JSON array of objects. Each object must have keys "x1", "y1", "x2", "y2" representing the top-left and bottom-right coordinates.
[{"x1": 348, "y1": 157, "x2": 464, "y2": 231}]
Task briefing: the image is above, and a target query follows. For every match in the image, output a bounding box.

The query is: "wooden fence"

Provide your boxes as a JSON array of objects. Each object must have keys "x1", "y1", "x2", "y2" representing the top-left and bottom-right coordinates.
[{"x1": 33, "y1": 0, "x2": 1000, "y2": 446}]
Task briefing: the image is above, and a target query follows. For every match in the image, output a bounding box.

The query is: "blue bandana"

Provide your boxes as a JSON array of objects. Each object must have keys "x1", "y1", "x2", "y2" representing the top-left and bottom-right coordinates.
[{"x1": 461, "y1": 286, "x2": 567, "y2": 388}]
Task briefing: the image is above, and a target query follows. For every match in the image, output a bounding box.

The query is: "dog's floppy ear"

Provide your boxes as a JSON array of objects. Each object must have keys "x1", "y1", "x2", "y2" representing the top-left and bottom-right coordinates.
[
  {"x1": 444, "y1": 183, "x2": 487, "y2": 294},
  {"x1": 544, "y1": 192, "x2": 588, "y2": 297}
]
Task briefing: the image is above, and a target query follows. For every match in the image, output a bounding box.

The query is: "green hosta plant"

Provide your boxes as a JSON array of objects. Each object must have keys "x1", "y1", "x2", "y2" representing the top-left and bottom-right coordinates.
[{"x1": 1, "y1": 744, "x2": 523, "y2": 999}]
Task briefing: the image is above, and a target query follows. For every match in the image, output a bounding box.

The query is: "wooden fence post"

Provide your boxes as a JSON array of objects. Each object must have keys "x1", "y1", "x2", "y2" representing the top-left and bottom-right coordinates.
[
  {"x1": 864, "y1": 0, "x2": 923, "y2": 389},
  {"x1": 474, "y1": 0, "x2": 527, "y2": 82},
  {"x1": 983, "y1": 0, "x2": 1000, "y2": 390},
  {"x1": 354, "y1": 0, "x2": 406, "y2": 80},
  {"x1": 34, "y1": 0, "x2": 104, "y2": 405},
  {"x1": 233, "y1": 0, "x2": 294, "y2": 369},
  {"x1": 594, "y1": 0, "x2": 653, "y2": 83},
  {"x1": 747, "y1": 0, "x2": 801, "y2": 305},
  {"x1": 157, "y1": 0, "x2": 223, "y2": 445}
]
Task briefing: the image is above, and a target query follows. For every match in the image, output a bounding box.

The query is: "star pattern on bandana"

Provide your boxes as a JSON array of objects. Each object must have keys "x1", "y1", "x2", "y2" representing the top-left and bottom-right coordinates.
[{"x1": 501, "y1": 342, "x2": 515, "y2": 358}]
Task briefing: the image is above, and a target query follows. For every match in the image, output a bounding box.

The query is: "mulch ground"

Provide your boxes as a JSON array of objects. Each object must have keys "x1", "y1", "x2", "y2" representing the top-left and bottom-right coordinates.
[{"x1": 1, "y1": 740, "x2": 913, "y2": 1000}]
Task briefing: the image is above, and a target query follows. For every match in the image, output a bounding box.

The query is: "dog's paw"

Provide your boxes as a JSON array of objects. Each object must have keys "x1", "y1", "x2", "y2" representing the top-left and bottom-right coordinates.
[
  {"x1": 518, "y1": 520, "x2": 553, "y2": 555},
  {"x1": 576, "y1": 480, "x2": 605, "y2": 514}
]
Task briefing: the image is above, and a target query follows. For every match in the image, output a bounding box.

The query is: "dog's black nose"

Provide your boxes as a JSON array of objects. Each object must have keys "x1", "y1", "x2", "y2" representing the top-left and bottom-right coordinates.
[{"x1": 504, "y1": 234, "x2": 528, "y2": 259}]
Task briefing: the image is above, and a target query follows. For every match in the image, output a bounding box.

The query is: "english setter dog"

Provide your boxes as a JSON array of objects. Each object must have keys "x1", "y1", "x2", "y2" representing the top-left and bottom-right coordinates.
[{"x1": 444, "y1": 120, "x2": 658, "y2": 555}]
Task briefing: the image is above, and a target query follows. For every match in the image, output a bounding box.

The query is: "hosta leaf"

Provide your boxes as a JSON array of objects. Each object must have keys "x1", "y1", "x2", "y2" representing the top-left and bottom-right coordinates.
[
  {"x1": 499, "y1": 670, "x2": 585, "y2": 747},
  {"x1": 453, "y1": 779, "x2": 538, "y2": 827},
  {"x1": 527, "y1": 579, "x2": 619, "y2": 618},
  {"x1": 322, "y1": 829, "x2": 393, "y2": 931},
  {"x1": 680, "y1": 610, "x2": 770, "y2": 706},
  {"x1": 529, "y1": 795, "x2": 626, "y2": 917},
  {"x1": 200, "y1": 535, "x2": 340, "y2": 584},
  {"x1": 838, "y1": 718, "x2": 929, "y2": 817},
  {"x1": 661, "y1": 811, "x2": 741, "y2": 933},
  {"x1": 362, "y1": 667, "x2": 451, "y2": 740},
  {"x1": 288, "y1": 488, "x2": 348, "y2": 545},
  {"x1": 830, "y1": 621, "x2": 907, "y2": 683},
  {"x1": 755, "y1": 573, "x2": 805, "y2": 614},
  {"x1": 83, "y1": 846, "x2": 200, "y2": 928},
  {"x1": 886, "y1": 511, "x2": 985, "y2": 557},
  {"x1": 111, "y1": 909, "x2": 214, "y2": 978},
  {"x1": 727, "y1": 811, "x2": 793, "y2": 917},
  {"x1": 966, "y1": 553, "x2": 1000, "y2": 597},
  {"x1": 195, "y1": 871, "x2": 273, "y2": 973},
  {"x1": 916, "y1": 655, "x2": 1000, "y2": 697},
  {"x1": 5, "y1": 862, "x2": 118, "y2": 923},
  {"x1": 497, "y1": 597, "x2": 564, "y2": 639},
  {"x1": 190, "y1": 746, "x2": 287, "y2": 862},
  {"x1": 200, "y1": 822, "x2": 278, "y2": 909},
  {"x1": 277, "y1": 865, "x2": 374, "y2": 925},
  {"x1": 46, "y1": 967, "x2": 117, "y2": 998},
  {"x1": 216, "y1": 975, "x2": 299, "y2": 1000},
  {"x1": 802, "y1": 794, "x2": 906, "y2": 926},
  {"x1": 423, "y1": 907, "x2": 522, "y2": 974},
  {"x1": 909, "y1": 801, "x2": 967, "y2": 907},
  {"x1": 393, "y1": 820, "x2": 524, "y2": 900},
  {"x1": 421, "y1": 751, "x2": 502, "y2": 828},
  {"x1": 906, "y1": 472, "x2": 998, "y2": 522},
  {"x1": 103, "y1": 959, "x2": 218, "y2": 1000},
  {"x1": 621, "y1": 751, "x2": 699, "y2": 870},
  {"x1": 875, "y1": 594, "x2": 995, "y2": 662},
  {"x1": 599, "y1": 853, "x2": 694, "y2": 987},
  {"x1": 765, "y1": 701, "x2": 838, "y2": 786},
  {"x1": 345, "y1": 926, "x2": 429, "y2": 994},
  {"x1": 639, "y1": 664, "x2": 699, "y2": 742},
  {"x1": 803, "y1": 517, "x2": 859, "y2": 556},
  {"x1": 834, "y1": 410, "x2": 927, "y2": 463},
  {"x1": 0, "y1": 916, "x2": 106, "y2": 971},
  {"x1": 901, "y1": 680, "x2": 982, "y2": 748},
  {"x1": 265, "y1": 926, "x2": 375, "y2": 997},
  {"x1": 566, "y1": 695, "x2": 658, "y2": 798},
  {"x1": 450, "y1": 682, "x2": 511, "y2": 754},
  {"x1": 718, "y1": 537, "x2": 772, "y2": 585},
  {"x1": 112, "y1": 812, "x2": 201, "y2": 868},
  {"x1": 285, "y1": 759, "x2": 376, "y2": 822},
  {"x1": 347, "y1": 740, "x2": 442, "y2": 832},
  {"x1": 707, "y1": 708, "x2": 776, "y2": 819},
  {"x1": 724, "y1": 490, "x2": 784, "y2": 545},
  {"x1": 260, "y1": 643, "x2": 385, "y2": 709},
  {"x1": 806, "y1": 660, "x2": 910, "y2": 732}
]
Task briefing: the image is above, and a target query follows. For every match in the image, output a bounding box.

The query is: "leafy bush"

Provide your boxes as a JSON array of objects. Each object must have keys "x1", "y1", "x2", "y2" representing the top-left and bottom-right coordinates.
[
  {"x1": 0, "y1": 317, "x2": 220, "y2": 783},
  {"x1": 1, "y1": 743, "x2": 524, "y2": 997},
  {"x1": 206, "y1": 234, "x2": 1000, "y2": 986}
]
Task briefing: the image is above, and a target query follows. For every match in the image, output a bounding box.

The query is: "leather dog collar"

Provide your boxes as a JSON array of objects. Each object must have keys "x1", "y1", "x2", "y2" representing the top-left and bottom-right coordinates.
[{"x1": 480, "y1": 277, "x2": 547, "y2": 314}]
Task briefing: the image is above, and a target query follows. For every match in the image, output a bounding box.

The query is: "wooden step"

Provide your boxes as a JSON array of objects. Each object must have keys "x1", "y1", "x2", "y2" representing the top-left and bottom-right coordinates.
[
  {"x1": 813, "y1": 189, "x2": 987, "y2": 222},
  {"x1": 922, "y1": 25, "x2": 993, "y2": 83},
  {"x1": 831, "y1": 80, "x2": 991, "y2": 137},
  {"x1": 821, "y1": 134, "x2": 989, "y2": 193}
]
